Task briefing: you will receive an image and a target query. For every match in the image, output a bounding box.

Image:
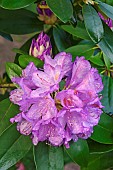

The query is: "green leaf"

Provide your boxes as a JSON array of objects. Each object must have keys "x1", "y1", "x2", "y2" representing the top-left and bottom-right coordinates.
[
  {"x1": 105, "y1": 0, "x2": 113, "y2": 6},
  {"x1": 53, "y1": 27, "x2": 69, "y2": 52},
  {"x1": 0, "y1": 98, "x2": 19, "y2": 136},
  {"x1": 0, "y1": 31, "x2": 13, "y2": 41},
  {"x1": 13, "y1": 48, "x2": 28, "y2": 55},
  {"x1": 103, "y1": 53, "x2": 111, "y2": 70},
  {"x1": 82, "y1": 151, "x2": 113, "y2": 170},
  {"x1": 6, "y1": 62, "x2": 22, "y2": 80},
  {"x1": 91, "y1": 113, "x2": 113, "y2": 144},
  {"x1": 98, "y1": 1, "x2": 113, "y2": 20},
  {"x1": 46, "y1": 0, "x2": 73, "y2": 23},
  {"x1": 0, "y1": 8, "x2": 43, "y2": 35},
  {"x1": 0, "y1": 124, "x2": 32, "y2": 170},
  {"x1": 65, "y1": 44, "x2": 95, "y2": 61},
  {"x1": 34, "y1": 142, "x2": 64, "y2": 170},
  {"x1": 98, "y1": 24, "x2": 113, "y2": 63},
  {"x1": 89, "y1": 52, "x2": 105, "y2": 66},
  {"x1": 64, "y1": 150, "x2": 72, "y2": 164},
  {"x1": 22, "y1": 147, "x2": 36, "y2": 170},
  {"x1": 88, "y1": 139, "x2": 113, "y2": 154},
  {"x1": 101, "y1": 76, "x2": 113, "y2": 114},
  {"x1": 61, "y1": 22, "x2": 91, "y2": 40},
  {"x1": 0, "y1": 0, "x2": 36, "y2": 10},
  {"x1": 25, "y1": 3, "x2": 37, "y2": 14},
  {"x1": 83, "y1": 4, "x2": 104, "y2": 43},
  {"x1": 0, "y1": 124, "x2": 20, "y2": 159},
  {"x1": 65, "y1": 139, "x2": 89, "y2": 167},
  {"x1": 19, "y1": 55, "x2": 44, "y2": 68}
]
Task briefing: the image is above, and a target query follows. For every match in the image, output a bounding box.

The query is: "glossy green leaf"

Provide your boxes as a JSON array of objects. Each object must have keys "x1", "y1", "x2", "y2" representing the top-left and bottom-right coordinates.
[
  {"x1": 82, "y1": 151, "x2": 113, "y2": 170},
  {"x1": 22, "y1": 147, "x2": 36, "y2": 170},
  {"x1": 98, "y1": 24, "x2": 113, "y2": 63},
  {"x1": 0, "y1": 31, "x2": 13, "y2": 41},
  {"x1": 0, "y1": 125, "x2": 32, "y2": 170},
  {"x1": 34, "y1": 142, "x2": 64, "y2": 170},
  {"x1": 19, "y1": 55, "x2": 44, "y2": 68},
  {"x1": 101, "y1": 76, "x2": 113, "y2": 114},
  {"x1": 91, "y1": 113, "x2": 113, "y2": 144},
  {"x1": 0, "y1": 98, "x2": 19, "y2": 136},
  {"x1": 106, "y1": 0, "x2": 113, "y2": 6},
  {"x1": 0, "y1": 124, "x2": 20, "y2": 159},
  {"x1": 61, "y1": 22, "x2": 91, "y2": 40},
  {"x1": 0, "y1": 0, "x2": 36, "y2": 9},
  {"x1": 46, "y1": 0, "x2": 73, "y2": 23},
  {"x1": 65, "y1": 139, "x2": 89, "y2": 167},
  {"x1": 89, "y1": 52, "x2": 105, "y2": 66},
  {"x1": 103, "y1": 53, "x2": 111, "y2": 70},
  {"x1": 82, "y1": 49, "x2": 94, "y2": 60},
  {"x1": 83, "y1": 4, "x2": 104, "y2": 43},
  {"x1": 88, "y1": 139, "x2": 113, "y2": 154},
  {"x1": 25, "y1": 3, "x2": 37, "y2": 14},
  {"x1": 64, "y1": 150, "x2": 72, "y2": 164},
  {"x1": 13, "y1": 48, "x2": 28, "y2": 55},
  {"x1": 6, "y1": 62, "x2": 22, "y2": 80},
  {"x1": 98, "y1": 1, "x2": 113, "y2": 20},
  {"x1": 53, "y1": 27, "x2": 69, "y2": 52},
  {"x1": 105, "y1": 0, "x2": 113, "y2": 6},
  {"x1": 65, "y1": 44, "x2": 94, "y2": 61},
  {"x1": 0, "y1": 8, "x2": 43, "y2": 35}
]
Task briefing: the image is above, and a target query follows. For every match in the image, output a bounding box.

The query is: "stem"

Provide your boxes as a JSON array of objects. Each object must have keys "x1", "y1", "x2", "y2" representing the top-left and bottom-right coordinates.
[
  {"x1": 0, "y1": 83, "x2": 15, "y2": 88},
  {"x1": 100, "y1": 70, "x2": 106, "y2": 74}
]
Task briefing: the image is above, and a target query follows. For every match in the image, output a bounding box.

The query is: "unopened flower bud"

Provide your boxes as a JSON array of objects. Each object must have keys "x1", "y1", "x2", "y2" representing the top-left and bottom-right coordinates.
[
  {"x1": 83, "y1": 0, "x2": 94, "y2": 5},
  {"x1": 29, "y1": 32, "x2": 52, "y2": 60},
  {"x1": 37, "y1": 1, "x2": 57, "y2": 25}
]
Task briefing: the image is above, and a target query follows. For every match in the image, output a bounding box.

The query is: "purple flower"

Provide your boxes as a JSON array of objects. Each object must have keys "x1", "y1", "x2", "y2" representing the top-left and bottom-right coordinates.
[
  {"x1": 37, "y1": 1, "x2": 57, "y2": 25},
  {"x1": 12, "y1": 62, "x2": 38, "y2": 90},
  {"x1": 10, "y1": 89, "x2": 24, "y2": 105},
  {"x1": 66, "y1": 56, "x2": 91, "y2": 88},
  {"x1": 29, "y1": 32, "x2": 52, "y2": 60},
  {"x1": 30, "y1": 52, "x2": 72, "y2": 98},
  {"x1": 56, "y1": 89, "x2": 84, "y2": 109},
  {"x1": 32, "y1": 121, "x2": 64, "y2": 146},
  {"x1": 26, "y1": 95, "x2": 57, "y2": 122},
  {"x1": 98, "y1": 12, "x2": 113, "y2": 29},
  {"x1": 10, "y1": 45, "x2": 103, "y2": 148},
  {"x1": 45, "y1": 52, "x2": 72, "y2": 77},
  {"x1": 30, "y1": 64, "x2": 62, "y2": 97}
]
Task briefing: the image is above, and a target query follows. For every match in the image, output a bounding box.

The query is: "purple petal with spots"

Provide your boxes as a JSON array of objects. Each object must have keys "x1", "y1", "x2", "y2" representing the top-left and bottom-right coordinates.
[
  {"x1": 26, "y1": 95, "x2": 57, "y2": 121},
  {"x1": 66, "y1": 56, "x2": 91, "y2": 88},
  {"x1": 45, "y1": 52, "x2": 72, "y2": 77},
  {"x1": 76, "y1": 68, "x2": 103, "y2": 95},
  {"x1": 32, "y1": 122, "x2": 64, "y2": 146},
  {"x1": 56, "y1": 89, "x2": 84, "y2": 109}
]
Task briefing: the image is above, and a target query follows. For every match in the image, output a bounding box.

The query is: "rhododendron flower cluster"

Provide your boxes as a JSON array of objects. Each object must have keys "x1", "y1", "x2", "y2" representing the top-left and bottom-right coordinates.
[{"x1": 10, "y1": 32, "x2": 103, "y2": 148}]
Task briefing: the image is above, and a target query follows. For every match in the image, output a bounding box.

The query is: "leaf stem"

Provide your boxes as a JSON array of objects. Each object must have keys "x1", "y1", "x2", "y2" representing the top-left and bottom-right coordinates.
[{"x1": 0, "y1": 83, "x2": 15, "y2": 88}]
